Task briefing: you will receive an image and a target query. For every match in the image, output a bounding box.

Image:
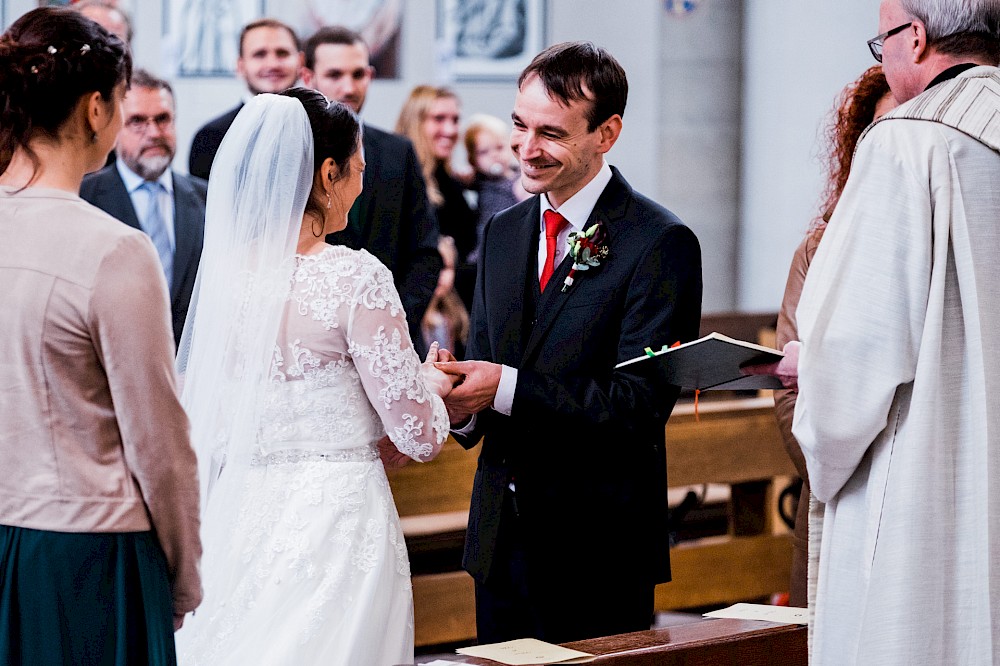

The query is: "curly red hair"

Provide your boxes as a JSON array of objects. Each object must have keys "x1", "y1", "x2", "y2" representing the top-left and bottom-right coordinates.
[{"x1": 817, "y1": 65, "x2": 892, "y2": 226}]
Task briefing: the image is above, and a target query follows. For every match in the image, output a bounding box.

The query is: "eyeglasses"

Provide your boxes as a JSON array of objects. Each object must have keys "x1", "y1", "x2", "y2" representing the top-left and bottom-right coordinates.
[
  {"x1": 123, "y1": 113, "x2": 174, "y2": 134},
  {"x1": 867, "y1": 22, "x2": 912, "y2": 62}
]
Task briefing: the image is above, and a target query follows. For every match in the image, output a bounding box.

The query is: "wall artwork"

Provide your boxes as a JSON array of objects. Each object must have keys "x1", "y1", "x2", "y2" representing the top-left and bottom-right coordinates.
[
  {"x1": 163, "y1": 0, "x2": 401, "y2": 78},
  {"x1": 437, "y1": 0, "x2": 546, "y2": 82},
  {"x1": 164, "y1": 0, "x2": 265, "y2": 77}
]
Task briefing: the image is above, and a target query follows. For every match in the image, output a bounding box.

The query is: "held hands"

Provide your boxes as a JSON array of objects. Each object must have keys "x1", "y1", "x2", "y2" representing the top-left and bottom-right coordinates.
[
  {"x1": 741, "y1": 340, "x2": 801, "y2": 389},
  {"x1": 420, "y1": 341, "x2": 456, "y2": 399},
  {"x1": 433, "y1": 358, "x2": 502, "y2": 424}
]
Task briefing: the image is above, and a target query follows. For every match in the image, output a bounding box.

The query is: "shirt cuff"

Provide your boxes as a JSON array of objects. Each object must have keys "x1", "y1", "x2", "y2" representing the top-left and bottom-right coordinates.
[
  {"x1": 452, "y1": 412, "x2": 478, "y2": 435},
  {"x1": 494, "y1": 365, "x2": 516, "y2": 416}
]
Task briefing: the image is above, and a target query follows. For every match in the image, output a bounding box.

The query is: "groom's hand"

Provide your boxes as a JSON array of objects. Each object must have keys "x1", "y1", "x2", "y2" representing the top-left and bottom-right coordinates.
[{"x1": 434, "y1": 360, "x2": 501, "y2": 420}]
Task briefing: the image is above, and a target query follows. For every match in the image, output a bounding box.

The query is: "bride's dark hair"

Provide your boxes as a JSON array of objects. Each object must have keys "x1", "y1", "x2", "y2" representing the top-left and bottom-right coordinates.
[{"x1": 280, "y1": 87, "x2": 359, "y2": 221}]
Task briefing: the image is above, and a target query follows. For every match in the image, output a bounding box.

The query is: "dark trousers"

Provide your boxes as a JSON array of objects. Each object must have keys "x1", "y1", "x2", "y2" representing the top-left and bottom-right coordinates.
[{"x1": 474, "y1": 490, "x2": 655, "y2": 645}]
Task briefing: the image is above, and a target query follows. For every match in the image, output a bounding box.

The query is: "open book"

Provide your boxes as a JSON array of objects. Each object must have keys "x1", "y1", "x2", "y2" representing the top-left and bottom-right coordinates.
[{"x1": 615, "y1": 332, "x2": 784, "y2": 391}]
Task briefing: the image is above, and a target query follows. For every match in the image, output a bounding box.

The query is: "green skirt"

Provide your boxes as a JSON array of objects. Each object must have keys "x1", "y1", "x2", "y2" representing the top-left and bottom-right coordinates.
[{"x1": 0, "y1": 524, "x2": 176, "y2": 665}]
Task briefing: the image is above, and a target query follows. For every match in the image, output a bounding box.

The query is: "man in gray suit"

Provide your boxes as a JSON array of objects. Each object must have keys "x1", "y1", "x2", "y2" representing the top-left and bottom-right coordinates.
[{"x1": 82, "y1": 69, "x2": 207, "y2": 347}]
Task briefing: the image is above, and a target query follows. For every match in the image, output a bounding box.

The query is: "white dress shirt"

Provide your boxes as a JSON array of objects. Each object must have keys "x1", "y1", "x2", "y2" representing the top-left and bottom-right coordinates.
[{"x1": 454, "y1": 160, "x2": 613, "y2": 437}]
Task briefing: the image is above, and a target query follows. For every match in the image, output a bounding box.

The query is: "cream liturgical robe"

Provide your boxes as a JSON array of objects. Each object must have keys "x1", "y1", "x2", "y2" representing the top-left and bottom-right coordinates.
[{"x1": 793, "y1": 66, "x2": 1000, "y2": 665}]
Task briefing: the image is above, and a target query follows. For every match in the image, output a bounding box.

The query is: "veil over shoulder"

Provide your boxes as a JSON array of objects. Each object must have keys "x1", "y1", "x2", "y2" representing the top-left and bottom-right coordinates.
[
  {"x1": 175, "y1": 93, "x2": 448, "y2": 665},
  {"x1": 175, "y1": 92, "x2": 314, "y2": 592}
]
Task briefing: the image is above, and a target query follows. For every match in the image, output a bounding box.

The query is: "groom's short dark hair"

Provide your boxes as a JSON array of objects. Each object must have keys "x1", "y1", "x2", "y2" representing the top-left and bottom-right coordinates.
[{"x1": 518, "y1": 41, "x2": 628, "y2": 132}]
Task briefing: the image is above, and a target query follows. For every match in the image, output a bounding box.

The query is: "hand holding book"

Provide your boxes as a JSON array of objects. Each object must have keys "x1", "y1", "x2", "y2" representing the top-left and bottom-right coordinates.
[
  {"x1": 740, "y1": 340, "x2": 800, "y2": 389},
  {"x1": 616, "y1": 332, "x2": 787, "y2": 391}
]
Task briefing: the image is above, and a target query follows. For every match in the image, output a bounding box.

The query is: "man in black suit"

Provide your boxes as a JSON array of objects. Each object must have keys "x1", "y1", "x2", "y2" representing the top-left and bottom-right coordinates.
[
  {"x1": 301, "y1": 26, "x2": 441, "y2": 356},
  {"x1": 82, "y1": 70, "x2": 207, "y2": 347},
  {"x1": 437, "y1": 42, "x2": 703, "y2": 643},
  {"x1": 188, "y1": 18, "x2": 302, "y2": 180}
]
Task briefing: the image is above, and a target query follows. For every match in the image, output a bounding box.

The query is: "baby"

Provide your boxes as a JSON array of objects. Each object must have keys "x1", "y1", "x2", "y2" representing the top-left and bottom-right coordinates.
[{"x1": 463, "y1": 113, "x2": 529, "y2": 264}]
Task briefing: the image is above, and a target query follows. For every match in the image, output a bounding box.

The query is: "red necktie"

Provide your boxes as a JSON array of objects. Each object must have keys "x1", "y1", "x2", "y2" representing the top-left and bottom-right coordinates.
[{"x1": 540, "y1": 209, "x2": 568, "y2": 292}]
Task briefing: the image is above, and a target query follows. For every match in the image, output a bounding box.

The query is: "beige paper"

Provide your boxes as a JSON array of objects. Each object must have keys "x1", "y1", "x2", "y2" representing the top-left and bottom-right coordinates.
[
  {"x1": 456, "y1": 638, "x2": 595, "y2": 665},
  {"x1": 703, "y1": 603, "x2": 808, "y2": 625}
]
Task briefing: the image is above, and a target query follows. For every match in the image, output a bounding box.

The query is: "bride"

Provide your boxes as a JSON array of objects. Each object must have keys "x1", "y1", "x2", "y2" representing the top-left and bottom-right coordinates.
[{"x1": 174, "y1": 89, "x2": 452, "y2": 665}]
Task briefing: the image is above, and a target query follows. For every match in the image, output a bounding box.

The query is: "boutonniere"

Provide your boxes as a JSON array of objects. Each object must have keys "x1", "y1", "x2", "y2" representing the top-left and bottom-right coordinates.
[{"x1": 561, "y1": 221, "x2": 610, "y2": 292}]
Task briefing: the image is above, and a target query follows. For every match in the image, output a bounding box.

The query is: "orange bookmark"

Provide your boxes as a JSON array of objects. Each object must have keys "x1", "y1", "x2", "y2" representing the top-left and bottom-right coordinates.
[{"x1": 669, "y1": 340, "x2": 700, "y2": 421}]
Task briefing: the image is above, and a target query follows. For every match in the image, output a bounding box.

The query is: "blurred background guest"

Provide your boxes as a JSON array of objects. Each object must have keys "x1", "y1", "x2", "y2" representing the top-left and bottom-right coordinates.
[
  {"x1": 75, "y1": 0, "x2": 132, "y2": 45},
  {"x1": 0, "y1": 8, "x2": 201, "y2": 664},
  {"x1": 81, "y1": 69, "x2": 207, "y2": 348},
  {"x1": 396, "y1": 84, "x2": 478, "y2": 311},
  {"x1": 188, "y1": 18, "x2": 302, "y2": 180},
  {"x1": 772, "y1": 63, "x2": 895, "y2": 609},
  {"x1": 463, "y1": 112, "x2": 528, "y2": 265},
  {"x1": 421, "y1": 235, "x2": 470, "y2": 359}
]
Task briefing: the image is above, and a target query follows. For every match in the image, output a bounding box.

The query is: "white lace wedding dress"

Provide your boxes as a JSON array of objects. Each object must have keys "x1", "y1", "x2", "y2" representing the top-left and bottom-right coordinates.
[{"x1": 177, "y1": 246, "x2": 449, "y2": 665}]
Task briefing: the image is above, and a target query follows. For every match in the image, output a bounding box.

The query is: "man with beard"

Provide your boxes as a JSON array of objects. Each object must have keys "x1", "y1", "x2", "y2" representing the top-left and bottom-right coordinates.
[
  {"x1": 188, "y1": 18, "x2": 302, "y2": 180},
  {"x1": 82, "y1": 69, "x2": 207, "y2": 347}
]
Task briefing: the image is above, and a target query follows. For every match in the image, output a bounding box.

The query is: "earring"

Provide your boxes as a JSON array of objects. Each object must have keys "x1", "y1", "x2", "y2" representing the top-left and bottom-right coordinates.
[
  {"x1": 326, "y1": 190, "x2": 332, "y2": 210},
  {"x1": 311, "y1": 217, "x2": 323, "y2": 238},
  {"x1": 91, "y1": 131, "x2": 98, "y2": 144}
]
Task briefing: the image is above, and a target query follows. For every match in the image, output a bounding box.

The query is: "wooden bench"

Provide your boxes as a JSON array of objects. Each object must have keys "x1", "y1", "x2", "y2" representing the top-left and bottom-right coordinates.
[{"x1": 387, "y1": 393, "x2": 796, "y2": 649}]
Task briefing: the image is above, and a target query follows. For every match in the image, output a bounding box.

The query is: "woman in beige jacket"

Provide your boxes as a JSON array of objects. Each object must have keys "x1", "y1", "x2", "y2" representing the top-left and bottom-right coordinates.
[{"x1": 0, "y1": 8, "x2": 201, "y2": 664}]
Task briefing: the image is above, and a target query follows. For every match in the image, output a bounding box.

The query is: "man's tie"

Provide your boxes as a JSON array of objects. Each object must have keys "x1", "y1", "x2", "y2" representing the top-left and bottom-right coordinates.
[
  {"x1": 139, "y1": 181, "x2": 173, "y2": 288},
  {"x1": 540, "y1": 209, "x2": 568, "y2": 292}
]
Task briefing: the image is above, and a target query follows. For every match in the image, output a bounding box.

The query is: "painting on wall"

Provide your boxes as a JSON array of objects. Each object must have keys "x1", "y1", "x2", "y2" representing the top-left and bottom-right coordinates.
[
  {"x1": 436, "y1": 0, "x2": 546, "y2": 81},
  {"x1": 164, "y1": 0, "x2": 265, "y2": 77},
  {"x1": 163, "y1": 0, "x2": 401, "y2": 79},
  {"x1": 268, "y1": 0, "x2": 402, "y2": 79}
]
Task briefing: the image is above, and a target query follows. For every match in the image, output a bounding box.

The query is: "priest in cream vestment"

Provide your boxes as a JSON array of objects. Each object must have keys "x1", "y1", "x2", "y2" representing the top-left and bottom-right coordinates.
[{"x1": 791, "y1": 3, "x2": 1000, "y2": 661}]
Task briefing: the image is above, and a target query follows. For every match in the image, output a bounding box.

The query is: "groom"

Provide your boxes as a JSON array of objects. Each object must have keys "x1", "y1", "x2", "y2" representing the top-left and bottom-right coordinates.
[{"x1": 437, "y1": 42, "x2": 702, "y2": 643}]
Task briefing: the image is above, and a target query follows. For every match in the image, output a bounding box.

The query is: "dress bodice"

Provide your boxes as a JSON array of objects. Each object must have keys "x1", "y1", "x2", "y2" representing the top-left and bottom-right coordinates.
[{"x1": 258, "y1": 246, "x2": 448, "y2": 461}]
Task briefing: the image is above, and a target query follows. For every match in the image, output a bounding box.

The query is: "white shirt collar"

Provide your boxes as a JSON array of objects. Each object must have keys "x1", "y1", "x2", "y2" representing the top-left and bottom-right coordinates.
[
  {"x1": 539, "y1": 161, "x2": 613, "y2": 232},
  {"x1": 116, "y1": 159, "x2": 174, "y2": 194}
]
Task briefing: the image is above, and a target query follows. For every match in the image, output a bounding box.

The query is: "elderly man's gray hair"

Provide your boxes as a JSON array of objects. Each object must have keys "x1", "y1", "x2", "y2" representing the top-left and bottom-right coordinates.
[{"x1": 901, "y1": 0, "x2": 1000, "y2": 58}]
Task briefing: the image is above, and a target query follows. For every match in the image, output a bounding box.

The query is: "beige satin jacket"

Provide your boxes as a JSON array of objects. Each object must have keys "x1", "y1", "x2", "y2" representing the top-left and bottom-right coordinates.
[{"x1": 0, "y1": 186, "x2": 202, "y2": 614}]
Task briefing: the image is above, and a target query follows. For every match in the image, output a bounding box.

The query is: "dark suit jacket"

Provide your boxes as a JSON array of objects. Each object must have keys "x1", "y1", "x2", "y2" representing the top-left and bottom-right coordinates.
[
  {"x1": 454, "y1": 167, "x2": 702, "y2": 593},
  {"x1": 80, "y1": 166, "x2": 208, "y2": 347},
  {"x1": 326, "y1": 125, "x2": 442, "y2": 356},
  {"x1": 188, "y1": 104, "x2": 242, "y2": 181}
]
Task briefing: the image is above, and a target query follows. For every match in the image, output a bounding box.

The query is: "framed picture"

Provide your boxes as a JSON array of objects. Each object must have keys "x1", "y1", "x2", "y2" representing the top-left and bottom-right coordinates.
[
  {"x1": 437, "y1": 0, "x2": 546, "y2": 81},
  {"x1": 268, "y1": 0, "x2": 402, "y2": 79},
  {"x1": 164, "y1": 0, "x2": 266, "y2": 77},
  {"x1": 164, "y1": 0, "x2": 402, "y2": 79}
]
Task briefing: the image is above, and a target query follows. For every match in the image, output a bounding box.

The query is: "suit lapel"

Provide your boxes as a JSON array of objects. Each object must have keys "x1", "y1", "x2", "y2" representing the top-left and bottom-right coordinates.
[
  {"x1": 171, "y1": 173, "x2": 199, "y2": 302},
  {"x1": 492, "y1": 198, "x2": 540, "y2": 364},
  {"x1": 102, "y1": 169, "x2": 142, "y2": 231},
  {"x1": 520, "y1": 170, "x2": 632, "y2": 363}
]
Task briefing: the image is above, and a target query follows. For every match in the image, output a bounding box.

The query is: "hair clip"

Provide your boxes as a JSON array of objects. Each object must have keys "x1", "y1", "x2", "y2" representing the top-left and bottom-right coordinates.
[
  {"x1": 80, "y1": 44, "x2": 91, "y2": 54},
  {"x1": 46, "y1": 45, "x2": 56, "y2": 54}
]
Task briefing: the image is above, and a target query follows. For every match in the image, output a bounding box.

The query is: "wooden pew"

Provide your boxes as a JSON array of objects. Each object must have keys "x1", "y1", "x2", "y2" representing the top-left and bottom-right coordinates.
[
  {"x1": 658, "y1": 397, "x2": 795, "y2": 610},
  {"x1": 389, "y1": 306, "x2": 791, "y2": 649},
  {"x1": 457, "y1": 618, "x2": 807, "y2": 665},
  {"x1": 388, "y1": 393, "x2": 796, "y2": 649}
]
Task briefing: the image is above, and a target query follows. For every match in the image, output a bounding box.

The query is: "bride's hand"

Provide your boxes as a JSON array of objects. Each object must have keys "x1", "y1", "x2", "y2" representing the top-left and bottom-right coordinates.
[{"x1": 421, "y1": 341, "x2": 455, "y2": 398}]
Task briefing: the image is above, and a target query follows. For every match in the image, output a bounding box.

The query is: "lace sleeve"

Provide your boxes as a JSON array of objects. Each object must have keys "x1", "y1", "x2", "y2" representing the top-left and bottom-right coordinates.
[{"x1": 346, "y1": 252, "x2": 449, "y2": 462}]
